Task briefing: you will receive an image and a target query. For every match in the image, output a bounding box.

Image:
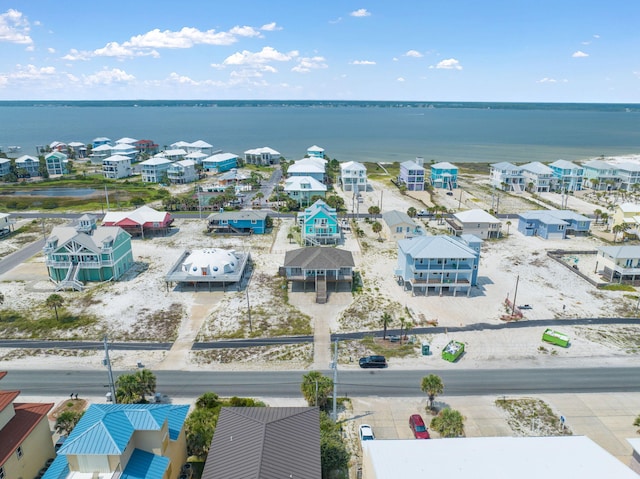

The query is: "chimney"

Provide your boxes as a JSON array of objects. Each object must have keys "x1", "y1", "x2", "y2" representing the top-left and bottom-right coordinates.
[{"x1": 415, "y1": 157, "x2": 424, "y2": 167}]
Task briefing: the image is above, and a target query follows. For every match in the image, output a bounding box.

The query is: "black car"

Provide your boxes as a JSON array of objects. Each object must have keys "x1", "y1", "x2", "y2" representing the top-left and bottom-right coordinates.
[{"x1": 359, "y1": 355, "x2": 387, "y2": 369}]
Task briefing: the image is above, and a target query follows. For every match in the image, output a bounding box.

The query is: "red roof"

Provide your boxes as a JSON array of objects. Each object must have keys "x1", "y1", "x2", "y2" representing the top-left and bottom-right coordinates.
[
  {"x1": 0, "y1": 372, "x2": 6, "y2": 381},
  {"x1": 0, "y1": 391, "x2": 20, "y2": 413},
  {"x1": 0, "y1": 402, "x2": 53, "y2": 466}
]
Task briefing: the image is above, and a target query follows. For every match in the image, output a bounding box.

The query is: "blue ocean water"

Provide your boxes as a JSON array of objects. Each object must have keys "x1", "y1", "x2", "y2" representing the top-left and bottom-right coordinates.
[{"x1": 0, "y1": 101, "x2": 639, "y2": 164}]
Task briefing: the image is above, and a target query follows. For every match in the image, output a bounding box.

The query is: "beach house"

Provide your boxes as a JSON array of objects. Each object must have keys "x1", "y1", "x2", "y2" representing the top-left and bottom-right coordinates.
[
  {"x1": 68, "y1": 141, "x2": 87, "y2": 159},
  {"x1": 517, "y1": 210, "x2": 591, "y2": 239},
  {"x1": 91, "y1": 137, "x2": 112, "y2": 148},
  {"x1": 281, "y1": 247, "x2": 355, "y2": 303},
  {"x1": 430, "y1": 162, "x2": 458, "y2": 189},
  {"x1": 15, "y1": 154, "x2": 41, "y2": 177},
  {"x1": 382, "y1": 210, "x2": 424, "y2": 241},
  {"x1": 110, "y1": 142, "x2": 138, "y2": 159},
  {"x1": 0, "y1": 213, "x2": 16, "y2": 235},
  {"x1": 102, "y1": 155, "x2": 132, "y2": 179},
  {"x1": 160, "y1": 149, "x2": 187, "y2": 161},
  {"x1": 167, "y1": 159, "x2": 197, "y2": 184},
  {"x1": 0, "y1": 158, "x2": 10, "y2": 177},
  {"x1": 165, "y1": 248, "x2": 251, "y2": 291},
  {"x1": 549, "y1": 160, "x2": 584, "y2": 191},
  {"x1": 0, "y1": 371, "x2": 54, "y2": 479},
  {"x1": 489, "y1": 162, "x2": 525, "y2": 191},
  {"x1": 43, "y1": 225, "x2": 134, "y2": 290},
  {"x1": 140, "y1": 157, "x2": 173, "y2": 183},
  {"x1": 395, "y1": 234, "x2": 482, "y2": 296},
  {"x1": 299, "y1": 199, "x2": 341, "y2": 245},
  {"x1": 597, "y1": 245, "x2": 640, "y2": 284},
  {"x1": 45, "y1": 151, "x2": 69, "y2": 176},
  {"x1": 284, "y1": 176, "x2": 327, "y2": 206},
  {"x1": 448, "y1": 209, "x2": 502, "y2": 239},
  {"x1": 89, "y1": 144, "x2": 113, "y2": 164},
  {"x1": 102, "y1": 205, "x2": 174, "y2": 237},
  {"x1": 244, "y1": 146, "x2": 281, "y2": 165},
  {"x1": 306, "y1": 145, "x2": 325, "y2": 158},
  {"x1": 43, "y1": 403, "x2": 189, "y2": 479},
  {"x1": 288, "y1": 157, "x2": 326, "y2": 183},
  {"x1": 340, "y1": 160, "x2": 368, "y2": 192},
  {"x1": 614, "y1": 162, "x2": 640, "y2": 191},
  {"x1": 207, "y1": 210, "x2": 269, "y2": 235},
  {"x1": 520, "y1": 162, "x2": 554, "y2": 192},
  {"x1": 202, "y1": 408, "x2": 320, "y2": 479},
  {"x1": 202, "y1": 152, "x2": 239, "y2": 173},
  {"x1": 398, "y1": 158, "x2": 426, "y2": 191},
  {"x1": 582, "y1": 159, "x2": 619, "y2": 190},
  {"x1": 612, "y1": 203, "x2": 640, "y2": 230},
  {"x1": 134, "y1": 139, "x2": 159, "y2": 156}
]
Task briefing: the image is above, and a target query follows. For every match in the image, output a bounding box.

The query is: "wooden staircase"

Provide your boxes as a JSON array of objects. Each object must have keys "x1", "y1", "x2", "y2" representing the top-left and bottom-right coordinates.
[{"x1": 315, "y1": 274, "x2": 327, "y2": 304}]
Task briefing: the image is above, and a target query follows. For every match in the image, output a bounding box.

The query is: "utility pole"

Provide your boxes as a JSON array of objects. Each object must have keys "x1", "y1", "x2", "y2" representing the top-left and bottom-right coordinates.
[
  {"x1": 104, "y1": 185, "x2": 110, "y2": 211},
  {"x1": 246, "y1": 287, "x2": 252, "y2": 333},
  {"x1": 103, "y1": 336, "x2": 117, "y2": 404},
  {"x1": 511, "y1": 275, "x2": 520, "y2": 317},
  {"x1": 332, "y1": 340, "x2": 338, "y2": 421}
]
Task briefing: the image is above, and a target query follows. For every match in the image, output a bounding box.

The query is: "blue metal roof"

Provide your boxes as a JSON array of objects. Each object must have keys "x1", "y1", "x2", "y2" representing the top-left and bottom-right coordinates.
[
  {"x1": 41, "y1": 455, "x2": 70, "y2": 479},
  {"x1": 121, "y1": 448, "x2": 170, "y2": 479}
]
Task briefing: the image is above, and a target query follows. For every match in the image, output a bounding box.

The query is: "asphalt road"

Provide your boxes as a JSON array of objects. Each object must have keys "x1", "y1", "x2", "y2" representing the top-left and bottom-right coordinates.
[
  {"x1": 0, "y1": 237, "x2": 45, "y2": 275},
  {"x1": 4, "y1": 367, "x2": 640, "y2": 399}
]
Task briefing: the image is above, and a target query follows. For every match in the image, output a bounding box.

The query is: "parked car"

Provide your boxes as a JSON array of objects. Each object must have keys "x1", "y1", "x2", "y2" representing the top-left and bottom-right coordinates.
[
  {"x1": 359, "y1": 424, "x2": 375, "y2": 441},
  {"x1": 409, "y1": 414, "x2": 430, "y2": 439},
  {"x1": 359, "y1": 355, "x2": 387, "y2": 369},
  {"x1": 518, "y1": 304, "x2": 533, "y2": 310}
]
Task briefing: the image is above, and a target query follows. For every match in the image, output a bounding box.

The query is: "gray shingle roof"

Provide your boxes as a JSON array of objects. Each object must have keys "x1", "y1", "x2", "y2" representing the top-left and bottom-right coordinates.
[
  {"x1": 202, "y1": 407, "x2": 321, "y2": 479},
  {"x1": 284, "y1": 247, "x2": 355, "y2": 269}
]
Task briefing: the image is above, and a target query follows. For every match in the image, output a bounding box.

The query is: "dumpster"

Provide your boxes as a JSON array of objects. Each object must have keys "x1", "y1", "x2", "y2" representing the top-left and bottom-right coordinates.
[
  {"x1": 421, "y1": 343, "x2": 431, "y2": 356},
  {"x1": 442, "y1": 340, "x2": 464, "y2": 362},
  {"x1": 542, "y1": 328, "x2": 570, "y2": 347}
]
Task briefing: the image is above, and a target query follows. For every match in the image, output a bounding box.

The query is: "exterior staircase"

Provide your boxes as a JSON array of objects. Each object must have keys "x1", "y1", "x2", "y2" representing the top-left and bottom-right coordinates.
[
  {"x1": 56, "y1": 263, "x2": 84, "y2": 291},
  {"x1": 316, "y1": 274, "x2": 327, "y2": 304}
]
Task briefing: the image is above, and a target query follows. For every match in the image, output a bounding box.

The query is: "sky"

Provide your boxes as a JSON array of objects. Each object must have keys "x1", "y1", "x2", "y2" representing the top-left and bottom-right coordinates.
[{"x1": 0, "y1": 1, "x2": 639, "y2": 102}]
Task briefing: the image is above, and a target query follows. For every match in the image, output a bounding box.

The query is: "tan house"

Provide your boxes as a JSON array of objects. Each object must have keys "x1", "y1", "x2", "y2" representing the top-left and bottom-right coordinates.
[
  {"x1": 0, "y1": 371, "x2": 55, "y2": 479},
  {"x1": 448, "y1": 209, "x2": 501, "y2": 239},
  {"x1": 382, "y1": 210, "x2": 423, "y2": 241}
]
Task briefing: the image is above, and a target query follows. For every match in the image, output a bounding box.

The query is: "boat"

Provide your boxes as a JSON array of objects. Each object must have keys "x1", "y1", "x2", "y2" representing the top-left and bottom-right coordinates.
[{"x1": 7, "y1": 146, "x2": 21, "y2": 153}]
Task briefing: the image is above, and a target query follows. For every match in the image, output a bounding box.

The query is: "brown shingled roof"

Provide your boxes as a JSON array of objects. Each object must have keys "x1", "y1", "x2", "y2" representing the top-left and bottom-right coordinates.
[
  {"x1": 0, "y1": 402, "x2": 53, "y2": 466},
  {"x1": 283, "y1": 247, "x2": 355, "y2": 270}
]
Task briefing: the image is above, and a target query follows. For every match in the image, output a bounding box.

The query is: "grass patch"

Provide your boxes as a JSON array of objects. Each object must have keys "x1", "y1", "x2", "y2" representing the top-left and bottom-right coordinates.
[
  {"x1": 496, "y1": 397, "x2": 571, "y2": 436},
  {"x1": 192, "y1": 343, "x2": 313, "y2": 365},
  {"x1": 0, "y1": 308, "x2": 98, "y2": 338},
  {"x1": 600, "y1": 283, "x2": 636, "y2": 292}
]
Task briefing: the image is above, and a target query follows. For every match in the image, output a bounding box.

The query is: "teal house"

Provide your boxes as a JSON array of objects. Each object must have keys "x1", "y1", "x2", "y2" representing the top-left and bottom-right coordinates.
[
  {"x1": 430, "y1": 162, "x2": 458, "y2": 189},
  {"x1": 43, "y1": 225, "x2": 134, "y2": 291},
  {"x1": 202, "y1": 152, "x2": 239, "y2": 173},
  {"x1": 298, "y1": 199, "x2": 341, "y2": 245}
]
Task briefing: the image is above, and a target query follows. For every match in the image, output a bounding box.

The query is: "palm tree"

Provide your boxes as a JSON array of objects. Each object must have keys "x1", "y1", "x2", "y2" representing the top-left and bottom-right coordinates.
[
  {"x1": 195, "y1": 392, "x2": 221, "y2": 409},
  {"x1": 55, "y1": 410, "x2": 84, "y2": 436},
  {"x1": 430, "y1": 408, "x2": 465, "y2": 437},
  {"x1": 372, "y1": 221, "x2": 382, "y2": 239},
  {"x1": 45, "y1": 294, "x2": 65, "y2": 322},
  {"x1": 368, "y1": 205, "x2": 380, "y2": 215},
  {"x1": 115, "y1": 373, "x2": 141, "y2": 403},
  {"x1": 287, "y1": 232, "x2": 294, "y2": 243},
  {"x1": 593, "y1": 209, "x2": 602, "y2": 225},
  {"x1": 505, "y1": 220, "x2": 512, "y2": 235},
  {"x1": 300, "y1": 371, "x2": 333, "y2": 409},
  {"x1": 407, "y1": 206, "x2": 417, "y2": 218},
  {"x1": 600, "y1": 212, "x2": 609, "y2": 230},
  {"x1": 135, "y1": 369, "x2": 156, "y2": 402},
  {"x1": 421, "y1": 374, "x2": 444, "y2": 410},
  {"x1": 380, "y1": 312, "x2": 392, "y2": 340},
  {"x1": 254, "y1": 191, "x2": 264, "y2": 206},
  {"x1": 634, "y1": 414, "x2": 640, "y2": 433}
]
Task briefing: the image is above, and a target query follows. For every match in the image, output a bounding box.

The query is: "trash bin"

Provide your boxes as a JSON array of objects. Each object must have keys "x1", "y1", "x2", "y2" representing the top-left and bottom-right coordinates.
[{"x1": 421, "y1": 343, "x2": 430, "y2": 356}]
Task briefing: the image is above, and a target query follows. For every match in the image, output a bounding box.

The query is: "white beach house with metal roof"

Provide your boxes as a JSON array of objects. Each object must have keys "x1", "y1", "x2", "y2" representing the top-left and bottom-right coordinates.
[
  {"x1": 340, "y1": 160, "x2": 368, "y2": 192},
  {"x1": 449, "y1": 208, "x2": 501, "y2": 239},
  {"x1": 102, "y1": 154, "x2": 132, "y2": 179},
  {"x1": 520, "y1": 161, "x2": 554, "y2": 192},
  {"x1": 140, "y1": 157, "x2": 173, "y2": 183},
  {"x1": 490, "y1": 161, "x2": 525, "y2": 191},
  {"x1": 284, "y1": 176, "x2": 327, "y2": 206},
  {"x1": 244, "y1": 146, "x2": 281, "y2": 165}
]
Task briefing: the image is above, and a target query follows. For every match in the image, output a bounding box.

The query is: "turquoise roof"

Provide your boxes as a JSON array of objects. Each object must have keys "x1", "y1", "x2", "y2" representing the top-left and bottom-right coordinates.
[{"x1": 121, "y1": 448, "x2": 170, "y2": 479}]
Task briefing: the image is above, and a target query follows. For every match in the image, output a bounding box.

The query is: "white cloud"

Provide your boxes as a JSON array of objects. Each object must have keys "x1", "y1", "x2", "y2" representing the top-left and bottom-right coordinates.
[
  {"x1": 329, "y1": 17, "x2": 343, "y2": 24},
  {"x1": 397, "y1": 77, "x2": 405, "y2": 82},
  {"x1": 47, "y1": 47, "x2": 55, "y2": 53},
  {"x1": 0, "y1": 9, "x2": 33, "y2": 45},
  {"x1": 350, "y1": 8, "x2": 371, "y2": 17},
  {"x1": 93, "y1": 41, "x2": 160, "y2": 58},
  {"x1": 537, "y1": 77, "x2": 568, "y2": 83},
  {"x1": 593, "y1": 34, "x2": 600, "y2": 39},
  {"x1": 572, "y1": 50, "x2": 589, "y2": 58},
  {"x1": 62, "y1": 48, "x2": 91, "y2": 61},
  {"x1": 260, "y1": 22, "x2": 282, "y2": 31},
  {"x1": 404, "y1": 50, "x2": 423, "y2": 58},
  {"x1": 12, "y1": 63, "x2": 56, "y2": 80},
  {"x1": 222, "y1": 46, "x2": 299, "y2": 67},
  {"x1": 292, "y1": 56, "x2": 328, "y2": 73},
  {"x1": 84, "y1": 68, "x2": 135, "y2": 85},
  {"x1": 434, "y1": 58, "x2": 462, "y2": 70},
  {"x1": 350, "y1": 60, "x2": 376, "y2": 65}
]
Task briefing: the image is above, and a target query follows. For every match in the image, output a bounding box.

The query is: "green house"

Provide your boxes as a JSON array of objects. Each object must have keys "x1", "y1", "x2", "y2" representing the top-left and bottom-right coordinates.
[
  {"x1": 43, "y1": 225, "x2": 133, "y2": 291},
  {"x1": 442, "y1": 340, "x2": 465, "y2": 362}
]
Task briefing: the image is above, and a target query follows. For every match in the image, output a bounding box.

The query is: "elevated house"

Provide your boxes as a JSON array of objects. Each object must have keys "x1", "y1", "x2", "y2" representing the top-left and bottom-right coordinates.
[
  {"x1": 140, "y1": 157, "x2": 173, "y2": 183},
  {"x1": 45, "y1": 151, "x2": 68, "y2": 176},
  {"x1": 398, "y1": 159, "x2": 425, "y2": 191},
  {"x1": 615, "y1": 162, "x2": 640, "y2": 191},
  {"x1": 171, "y1": 139, "x2": 215, "y2": 155},
  {"x1": 517, "y1": 210, "x2": 591, "y2": 239},
  {"x1": 167, "y1": 159, "x2": 197, "y2": 184},
  {"x1": 43, "y1": 225, "x2": 133, "y2": 291},
  {"x1": 102, "y1": 205, "x2": 174, "y2": 237},
  {"x1": 284, "y1": 176, "x2": 327, "y2": 207},
  {"x1": 582, "y1": 159, "x2": 619, "y2": 191},
  {"x1": 91, "y1": 137, "x2": 112, "y2": 148},
  {"x1": 549, "y1": 160, "x2": 584, "y2": 192},
  {"x1": 612, "y1": 203, "x2": 640, "y2": 230},
  {"x1": 89, "y1": 144, "x2": 113, "y2": 164},
  {"x1": 102, "y1": 155, "x2": 132, "y2": 179},
  {"x1": 288, "y1": 158, "x2": 326, "y2": 183},
  {"x1": 160, "y1": 149, "x2": 187, "y2": 162},
  {"x1": 430, "y1": 162, "x2": 458, "y2": 189},
  {"x1": 520, "y1": 162, "x2": 554, "y2": 192},
  {"x1": 207, "y1": 210, "x2": 269, "y2": 235},
  {"x1": 68, "y1": 141, "x2": 87, "y2": 158},
  {"x1": 0, "y1": 371, "x2": 54, "y2": 479},
  {"x1": 306, "y1": 144, "x2": 325, "y2": 158},
  {"x1": 382, "y1": 210, "x2": 423, "y2": 242},
  {"x1": 448, "y1": 209, "x2": 501, "y2": 239},
  {"x1": 185, "y1": 151, "x2": 209, "y2": 164},
  {"x1": 111, "y1": 142, "x2": 137, "y2": 159},
  {"x1": 298, "y1": 199, "x2": 341, "y2": 245},
  {"x1": 244, "y1": 146, "x2": 281, "y2": 166},
  {"x1": 340, "y1": 160, "x2": 368, "y2": 192},
  {"x1": 0, "y1": 158, "x2": 10, "y2": 177},
  {"x1": 202, "y1": 407, "x2": 320, "y2": 479},
  {"x1": 598, "y1": 245, "x2": 640, "y2": 284},
  {"x1": 489, "y1": 162, "x2": 525, "y2": 192},
  {"x1": 134, "y1": 139, "x2": 159, "y2": 156},
  {"x1": 202, "y1": 152, "x2": 239, "y2": 173},
  {"x1": 165, "y1": 248, "x2": 251, "y2": 291},
  {"x1": 0, "y1": 213, "x2": 16, "y2": 234},
  {"x1": 43, "y1": 403, "x2": 189, "y2": 479},
  {"x1": 281, "y1": 247, "x2": 355, "y2": 303},
  {"x1": 15, "y1": 154, "x2": 41, "y2": 177},
  {"x1": 395, "y1": 235, "x2": 482, "y2": 297}
]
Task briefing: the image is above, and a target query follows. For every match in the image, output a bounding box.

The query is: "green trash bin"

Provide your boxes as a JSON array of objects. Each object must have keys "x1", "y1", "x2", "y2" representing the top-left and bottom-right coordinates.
[{"x1": 421, "y1": 343, "x2": 430, "y2": 356}]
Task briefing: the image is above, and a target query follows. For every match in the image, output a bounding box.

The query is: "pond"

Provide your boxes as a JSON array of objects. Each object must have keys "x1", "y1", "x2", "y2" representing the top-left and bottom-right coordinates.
[{"x1": 2, "y1": 188, "x2": 98, "y2": 197}]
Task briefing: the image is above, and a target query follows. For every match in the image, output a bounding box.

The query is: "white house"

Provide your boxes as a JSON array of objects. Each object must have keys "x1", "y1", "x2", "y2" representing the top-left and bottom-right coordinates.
[
  {"x1": 140, "y1": 157, "x2": 173, "y2": 183},
  {"x1": 284, "y1": 176, "x2": 327, "y2": 206},
  {"x1": 340, "y1": 161, "x2": 368, "y2": 192},
  {"x1": 307, "y1": 145, "x2": 325, "y2": 158},
  {"x1": 520, "y1": 162, "x2": 554, "y2": 192},
  {"x1": 167, "y1": 159, "x2": 197, "y2": 184},
  {"x1": 89, "y1": 143, "x2": 112, "y2": 164},
  {"x1": 490, "y1": 162, "x2": 525, "y2": 191},
  {"x1": 449, "y1": 209, "x2": 502, "y2": 239},
  {"x1": 244, "y1": 146, "x2": 281, "y2": 165},
  {"x1": 102, "y1": 155, "x2": 132, "y2": 179},
  {"x1": 288, "y1": 158, "x2": 326, "y2": 183}
]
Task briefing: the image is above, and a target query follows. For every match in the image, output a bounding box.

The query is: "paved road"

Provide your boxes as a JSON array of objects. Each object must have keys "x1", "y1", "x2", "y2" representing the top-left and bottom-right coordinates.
[
  {"x1": 0, "y1": 340, "x2": 171, "y2": 350},
  {"x1": 4, "y1": 367, "x2": 640, "y2": 399},
  {"x1": 0, "y1": 238, "x2": 45, "y2": 275}
]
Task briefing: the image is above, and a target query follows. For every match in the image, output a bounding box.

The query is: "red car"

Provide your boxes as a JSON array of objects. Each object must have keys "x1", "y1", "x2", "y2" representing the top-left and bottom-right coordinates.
[{"x1": 409, "y1": 414, "x2": 430, "y2": 439}]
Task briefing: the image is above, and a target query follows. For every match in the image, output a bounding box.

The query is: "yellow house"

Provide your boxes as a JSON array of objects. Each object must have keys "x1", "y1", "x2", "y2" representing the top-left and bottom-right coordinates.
[
  {"x1": 0, "y1": 371, "x2": 55, "y2": 479},
  {"x1": 612, "y1": 202, "x2": 640, "y2": 227}
]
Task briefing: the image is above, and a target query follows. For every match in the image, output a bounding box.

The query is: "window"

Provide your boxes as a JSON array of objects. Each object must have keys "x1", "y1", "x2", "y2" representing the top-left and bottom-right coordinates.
[
  {"x1": 0, "y1": 466, "x2": 4, "y2": 478},
  {"x1": 17, "y1": 446, "x2": 23, "y2": 459}
]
